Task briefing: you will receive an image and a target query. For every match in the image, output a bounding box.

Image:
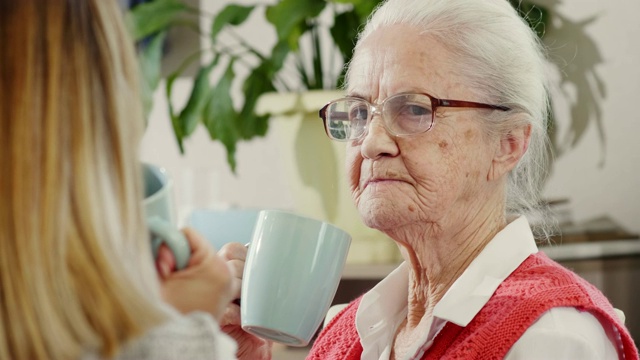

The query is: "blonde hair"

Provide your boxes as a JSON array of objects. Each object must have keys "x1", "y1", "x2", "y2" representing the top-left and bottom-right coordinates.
[{"x1": 0, "y1": 0, "x2": 168, "y2": 358}]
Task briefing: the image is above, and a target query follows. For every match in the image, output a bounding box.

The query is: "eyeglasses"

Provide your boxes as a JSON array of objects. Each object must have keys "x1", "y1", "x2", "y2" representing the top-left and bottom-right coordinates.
[{"x1": 319, "y1": 92, "x2": 510, "y2": 141}]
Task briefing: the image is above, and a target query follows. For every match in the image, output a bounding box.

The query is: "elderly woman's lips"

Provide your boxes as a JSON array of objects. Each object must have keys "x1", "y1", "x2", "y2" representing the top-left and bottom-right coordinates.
[{"x1": 363, "y1": 178, "x2": 405, "y2": 188}]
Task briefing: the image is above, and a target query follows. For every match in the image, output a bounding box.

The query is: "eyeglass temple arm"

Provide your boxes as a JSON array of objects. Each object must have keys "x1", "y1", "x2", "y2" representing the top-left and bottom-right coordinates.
[
  {"x1": 319, "y1": 104, "x2": 350, "y2": 121},
  {"x1": 438, "y1": 99, "x2": 510, "y2": 111}
]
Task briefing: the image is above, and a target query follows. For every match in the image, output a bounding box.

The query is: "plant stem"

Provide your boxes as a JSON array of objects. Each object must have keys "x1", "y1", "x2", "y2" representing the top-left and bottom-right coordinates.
[
  {"x1": 167, "y1": 47, "x2": 211, "y2": 80},
  {"x1": 227, "y1": 28, "x2": 267, "y2": 62}
]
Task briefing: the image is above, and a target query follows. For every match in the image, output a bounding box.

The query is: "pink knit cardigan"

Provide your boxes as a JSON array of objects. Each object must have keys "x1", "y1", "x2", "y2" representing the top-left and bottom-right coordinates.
[{"x1": 307, "y1": 252, "x2": 639, "y2": 360}]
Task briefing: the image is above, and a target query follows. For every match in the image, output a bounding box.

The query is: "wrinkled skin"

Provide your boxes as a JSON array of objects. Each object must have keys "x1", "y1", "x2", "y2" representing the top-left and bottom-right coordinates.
[{"x1": 344, "y1": 24, "x2": 530, "y2": 359}]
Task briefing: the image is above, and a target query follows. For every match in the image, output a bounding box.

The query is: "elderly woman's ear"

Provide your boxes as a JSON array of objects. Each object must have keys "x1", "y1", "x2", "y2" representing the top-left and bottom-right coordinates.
[{"x1": 488, "y1": 123, "x2": 532, "y2": 181}]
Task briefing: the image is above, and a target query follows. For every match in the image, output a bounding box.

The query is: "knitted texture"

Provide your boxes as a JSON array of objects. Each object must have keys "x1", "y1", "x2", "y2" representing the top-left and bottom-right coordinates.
[
  {"x1": 81, "y1": 312, "x2": 238, "y2": 360},
  {"x1": 307, "y1": 297, "x2": 363, "y2": 360},
  {"x1": 307, "y1": 252, "x2": 639, "y2": 360},
  {"x1": 423, "y1": 252, "x2": 638, "y2": 359}
]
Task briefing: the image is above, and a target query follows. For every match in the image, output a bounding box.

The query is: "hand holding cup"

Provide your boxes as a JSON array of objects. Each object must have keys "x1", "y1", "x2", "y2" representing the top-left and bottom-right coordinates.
[
  {"x1": 218, "y1": 242, "x2": 273, "y2": 360},
  {"x1": 157, "y1": 228, "x2": 235, "y2": 321},
  {"x1": 234, "y1": 210, "x2": 352, "y2": 347}
]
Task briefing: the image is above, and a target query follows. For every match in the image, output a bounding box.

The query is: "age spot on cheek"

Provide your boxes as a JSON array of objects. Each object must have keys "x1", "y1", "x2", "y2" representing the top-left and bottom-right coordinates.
[
  {"x1": 465, "y1": 129, "x2": 475, "y2": 140},
  {"x1": 438, "y1": 141, "x2": 448, "y2": 149}
]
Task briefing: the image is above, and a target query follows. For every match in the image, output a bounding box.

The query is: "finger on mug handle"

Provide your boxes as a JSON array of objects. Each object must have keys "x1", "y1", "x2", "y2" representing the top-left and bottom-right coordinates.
[{"x1": 232, "y1": 242, "x2": 250, "y2": 306}]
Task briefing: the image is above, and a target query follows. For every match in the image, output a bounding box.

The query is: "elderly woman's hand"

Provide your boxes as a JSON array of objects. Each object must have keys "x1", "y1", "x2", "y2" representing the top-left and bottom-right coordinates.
[
  {"x1": 155, "y1": 228, "x2": 235, "y2": 322},
  {"x1": 218, "y1": 242, "x2": 273, "y2": 360}
]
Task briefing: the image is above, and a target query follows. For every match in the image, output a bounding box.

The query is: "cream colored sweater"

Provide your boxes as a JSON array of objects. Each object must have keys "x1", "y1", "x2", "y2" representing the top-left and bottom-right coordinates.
[{"x1": 83, "y1": 312, "x2": 237, "y2": 360}]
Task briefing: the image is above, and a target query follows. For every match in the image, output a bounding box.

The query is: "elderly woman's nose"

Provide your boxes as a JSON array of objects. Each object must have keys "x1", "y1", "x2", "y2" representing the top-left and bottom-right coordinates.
[{"x1": 360, "y1": 117, "x2": 399, "y2": 159}]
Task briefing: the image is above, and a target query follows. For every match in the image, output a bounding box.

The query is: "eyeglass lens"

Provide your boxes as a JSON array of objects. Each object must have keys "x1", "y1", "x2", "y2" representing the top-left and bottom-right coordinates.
[{"x1": 324, "y1": 94, "x2": 434, "y2": 140}]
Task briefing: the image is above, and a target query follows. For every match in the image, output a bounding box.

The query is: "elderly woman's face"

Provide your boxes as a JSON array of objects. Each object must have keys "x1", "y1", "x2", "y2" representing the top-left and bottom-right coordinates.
[{"x1": 346, "y1": 24, "x2": 500, "y2": 233}]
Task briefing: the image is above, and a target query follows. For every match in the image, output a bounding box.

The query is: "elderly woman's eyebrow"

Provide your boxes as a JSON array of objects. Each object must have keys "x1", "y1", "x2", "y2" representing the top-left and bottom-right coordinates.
[{"x1": 346, "y1": 93, "x2": 368, "y2": 100}]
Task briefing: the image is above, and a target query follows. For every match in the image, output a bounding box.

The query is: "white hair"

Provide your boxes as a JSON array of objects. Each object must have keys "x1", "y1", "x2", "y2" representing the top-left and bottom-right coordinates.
[{"x1": 348, "y1": 0, "x2": 555, "y2": 240}]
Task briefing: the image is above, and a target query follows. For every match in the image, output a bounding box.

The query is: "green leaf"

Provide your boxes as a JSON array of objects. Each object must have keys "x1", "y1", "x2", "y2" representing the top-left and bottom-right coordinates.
[
  {"x1": 352, "y1": 0, "x2": 384, "y2": 19},
  {"x1": 126, "y1": 0, "x2": 189, "y2": 41},
  {"x1": 332, "y1": 0, "x2": 383, "y2": 20},
  {"x1": 177, "y1": 60, "x2": 217, "y2": 138},
  {"x1": 203, "y1": 60, "x2": 240, "y2": 172},
  {"x1": 211, "y1": 4, "x2": 256, "y2": 41},
  {"x1": 165, "y1": 51, "x2": 210, "y2": 153},
  {"x1": 238, "y1": 63, "x2": 277, "y2": 139},
  {"x1": 138, "y1": 31, "x2": 167, "y2": 119},
  {"x1": 269, "y1": 40, "x2": 291, "y2": 73},
  {"x1": 265, "y1": 0, "x2": 325, "y2": 50},
  {"x1": 330, "y1": 10, "x2": 359, "y2": 61},
  {"x1": 166, "y1": 70, "x2": 184, "y2": 152}
]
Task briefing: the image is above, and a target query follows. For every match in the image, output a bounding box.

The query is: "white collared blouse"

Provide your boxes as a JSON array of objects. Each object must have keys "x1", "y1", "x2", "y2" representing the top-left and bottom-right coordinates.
[{"x1": 355, "y1": 217, "x2": 620, "y2": 360}]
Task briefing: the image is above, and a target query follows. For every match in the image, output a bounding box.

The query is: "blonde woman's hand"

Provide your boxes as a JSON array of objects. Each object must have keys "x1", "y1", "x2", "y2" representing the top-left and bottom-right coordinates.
[
  {"x1": 156, "y1": 228, "x2": 235, "y2": 322},
  {"x1": 218, "y1": 242, "x2": 273, "y2": 360}
]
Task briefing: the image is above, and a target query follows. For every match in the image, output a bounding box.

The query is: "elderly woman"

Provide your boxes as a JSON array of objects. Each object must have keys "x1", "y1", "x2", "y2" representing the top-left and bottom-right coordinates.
[{"x1": 220, "y1": 0, "x2": 639, "y2": 359}]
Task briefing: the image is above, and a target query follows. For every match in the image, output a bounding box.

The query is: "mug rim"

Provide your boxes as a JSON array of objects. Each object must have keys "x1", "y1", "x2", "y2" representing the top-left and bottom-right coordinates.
[
  {"x1": 142, "y1": 163, "x2": 172, "y2": 205},
  {"x1": 257, "y1": 209, "x2": 351, "y2": 240}
]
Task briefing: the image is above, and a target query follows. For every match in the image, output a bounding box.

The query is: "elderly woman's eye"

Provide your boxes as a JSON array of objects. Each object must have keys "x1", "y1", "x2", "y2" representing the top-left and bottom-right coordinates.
[{"x1": 403, "y1": 104, "x2": 431, "y2": 117}]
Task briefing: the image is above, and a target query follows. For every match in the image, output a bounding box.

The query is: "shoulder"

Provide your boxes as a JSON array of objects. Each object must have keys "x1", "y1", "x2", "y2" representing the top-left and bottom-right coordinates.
[
  {"x1": 500, "y1": 252, "x2": 608, "y2": 307},
  {"x1": 112, "y1": 312, "x2": 237, "y2": 360},
  {"x1": 307, "y1": 297, "x2": 363, "y2": 360},
  {"x1": 505, "y1": 307, "x2": 619, "y2": 360},
  {"x1": 458, "y1": 253, "x2": 625, "y2": 358}
]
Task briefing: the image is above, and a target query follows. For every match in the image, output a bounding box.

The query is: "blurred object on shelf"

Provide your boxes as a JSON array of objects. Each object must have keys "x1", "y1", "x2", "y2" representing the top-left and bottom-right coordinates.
[
  {"x1": 531, "y1": 198, "x2": 638, "y2": 244},
  {"x1": 554, "y1": 215, "x2": 640, "y2": 244}
]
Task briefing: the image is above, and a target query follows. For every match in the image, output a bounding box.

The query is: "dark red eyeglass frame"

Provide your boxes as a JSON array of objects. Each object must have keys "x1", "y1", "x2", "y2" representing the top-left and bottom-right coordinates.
[{"x1": 319, "y1": 92, "x2": 510, "y2": 139}]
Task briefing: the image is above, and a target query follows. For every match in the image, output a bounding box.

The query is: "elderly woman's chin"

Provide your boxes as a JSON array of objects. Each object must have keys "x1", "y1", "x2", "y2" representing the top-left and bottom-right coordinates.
[{"x1": 356, "y1": 199, "x2": 415, "y2": 232}]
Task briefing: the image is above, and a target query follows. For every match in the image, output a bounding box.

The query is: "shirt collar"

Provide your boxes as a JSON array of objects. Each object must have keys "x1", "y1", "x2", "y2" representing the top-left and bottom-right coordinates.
[
  {"x1": 433, "y1": 216, "x2": 538, "y2": 326},
  {"x1": 356, "y1": 262, "x2": 409, "y2": 358},
  {"x1": 355, "y1": 216, "x2": 539, "y2": 358}
]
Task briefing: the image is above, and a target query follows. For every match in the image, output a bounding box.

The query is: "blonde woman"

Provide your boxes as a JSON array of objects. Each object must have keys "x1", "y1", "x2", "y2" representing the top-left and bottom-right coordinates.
[{"x1": 0, "y1": 1, "x2": 237, "y2": 359}]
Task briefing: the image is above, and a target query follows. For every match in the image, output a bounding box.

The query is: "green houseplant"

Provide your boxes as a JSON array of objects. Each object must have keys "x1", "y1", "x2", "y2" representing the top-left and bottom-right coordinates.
[
  {"x1": 128, "y1": 0, "x2": 384, "y2": 172},
  {"x1": 128, "y1": 0, "x2": 605, "y2": 171}
]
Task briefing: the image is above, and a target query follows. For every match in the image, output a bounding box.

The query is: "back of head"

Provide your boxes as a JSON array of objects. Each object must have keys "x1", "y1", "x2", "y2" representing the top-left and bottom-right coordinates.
[
  {"x1": 350, "y1": 0, "x2": 554, "y2": 239},
  {"x1": 0, "y1": 0, "x2": 165, "y2": 358}
]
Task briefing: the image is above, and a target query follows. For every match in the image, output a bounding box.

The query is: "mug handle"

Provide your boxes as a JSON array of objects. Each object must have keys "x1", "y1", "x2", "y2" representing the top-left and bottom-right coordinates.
[{"x1": 148, "y1": 217, "x2": 190, "y2": 270}]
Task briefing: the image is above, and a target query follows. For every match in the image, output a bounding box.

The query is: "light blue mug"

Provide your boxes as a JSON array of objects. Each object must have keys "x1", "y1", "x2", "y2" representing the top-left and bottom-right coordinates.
[
  {"x1": 240, "y1": 210, "x2": 352, "y2": 347},
  {"x1": 186, "y1": 208, "x2": 261, "y2": 250},
  {"x1": 142, "y1": 163, "x2": 190, "y2": 270}
]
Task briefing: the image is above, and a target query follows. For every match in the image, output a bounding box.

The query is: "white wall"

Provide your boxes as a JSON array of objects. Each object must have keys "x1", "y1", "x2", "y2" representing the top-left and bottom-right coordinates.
[
  {"x1": 141, "y1": 0, "x2": 640, "y2": 235},
  {"x1": 541, "y1": 0, "x2": 640, "y2": 234}
]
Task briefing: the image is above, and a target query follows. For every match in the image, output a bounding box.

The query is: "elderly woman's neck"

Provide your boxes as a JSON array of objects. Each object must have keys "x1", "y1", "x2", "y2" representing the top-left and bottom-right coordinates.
[{"x1": 397, "y1": 209, "x2": 506, "y2": 328}]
